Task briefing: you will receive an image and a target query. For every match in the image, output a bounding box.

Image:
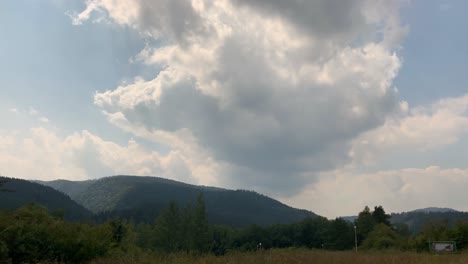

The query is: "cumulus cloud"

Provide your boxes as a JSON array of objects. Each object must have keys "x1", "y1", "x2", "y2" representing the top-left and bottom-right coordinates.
[
  {"x1": 72, "y1": 0, "x2": 408, "y2": 195},
  {"x1": 285, "y1": 166, "x2": 468, "y2": 218},
  {"x1": 0, "y1": 126, "x2": 217, "y2": 185},
  {"x1": 351, "y1": 93, "x2": 468, "y2": 166}
]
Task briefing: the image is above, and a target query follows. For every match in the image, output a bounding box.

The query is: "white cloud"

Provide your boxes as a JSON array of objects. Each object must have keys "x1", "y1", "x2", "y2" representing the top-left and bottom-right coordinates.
[
  {"x1": 351, "y1": 93, "x2": 468, "y2": 166},
  {"x1": 284, "y1": 166, "x2": 468, "y2": 218},
  {"x1": 28, "y1": 107, "x2": 38, "y2": 116},
  {"x1": 0, "y1": 126, "x2": 217, "y2": 185},
  {"x1": 72, "y1": 0, "x2": 408, "y2": 195},
  {"x1": 38, "y1": 117, "x2": 49, "y2": 123}
]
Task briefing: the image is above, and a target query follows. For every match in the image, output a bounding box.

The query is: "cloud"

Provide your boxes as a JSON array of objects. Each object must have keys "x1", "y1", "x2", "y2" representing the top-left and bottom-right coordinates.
[
  {"x1": 0, "y1": 126, "x2": 216, "y2": 185},
  {"x1": 284, "y1": 166, "x2": 468, "y2": 218},
  {"x1": 38, "y1": 117, "x2": 49, "y2": 123},
  {"x1": 73, "y1": 0, "x2": 408, "y2": 195},
  {"x1": 28, "y1": 107, "x2": 38, "y2": 116},
  {"x1": 351, "y1": 93, "x2": 468, "y2": 166}
]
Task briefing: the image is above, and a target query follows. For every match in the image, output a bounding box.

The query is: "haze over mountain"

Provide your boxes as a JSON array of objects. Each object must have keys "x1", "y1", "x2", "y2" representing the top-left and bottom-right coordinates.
[{"x1": 38, "y1": 175, "x2": 317, "y2": 226}]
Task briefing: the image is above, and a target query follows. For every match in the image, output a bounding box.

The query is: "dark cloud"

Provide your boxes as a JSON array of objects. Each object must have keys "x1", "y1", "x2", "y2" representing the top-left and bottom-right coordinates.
[
  {"x1": 138, "y1": 0, "x2": 207, "y2": 43},
  {"x1": 230, "y1": 0, "x2": 367, "y2": 41}
]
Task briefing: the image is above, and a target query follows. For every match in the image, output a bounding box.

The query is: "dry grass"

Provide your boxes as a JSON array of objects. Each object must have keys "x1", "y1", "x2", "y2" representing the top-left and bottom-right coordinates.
[{"x1": 90, "y1": 249, "x2": 468, "y2": 264}]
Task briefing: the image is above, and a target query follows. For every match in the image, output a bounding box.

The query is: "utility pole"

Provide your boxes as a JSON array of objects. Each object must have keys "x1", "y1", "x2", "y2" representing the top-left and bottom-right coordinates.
[{"x1": 354, "y1": 225, "x2": 358, "y2": 253}]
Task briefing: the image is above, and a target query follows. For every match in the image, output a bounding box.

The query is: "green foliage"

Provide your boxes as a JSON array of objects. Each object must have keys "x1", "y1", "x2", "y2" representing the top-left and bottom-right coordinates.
[
  {"x1": 361, "y1": 223, "x2": 402, "y2": 250},
  {"x1": 448, "y1": 221, "x2": 468, "y2": 250},
  {"x1": 390, "y1": 210, "x2": 468, "y2": 235},
  {"x1": 211, "y1": 225, "x2": 232, "y2": 256},
  {"x1": 8, "y1": 180, "x2": 468, "y2": 263},
  {"x1": 355, "y1": 206, "x2": 375, "y2": 243},
  {"x1": 153, "y1": 201, "x2": 183, "y2": 252},
  {"x1": 138, "y1": 193, "x2": 211, "y2": 254},
  {"x1": 355, "y1": 205, "x2": 392, "y2": 245},
  {"x1": 372, "y1": 206, "x2": 391, "y2": 226},
  {"x1": 0, "y1": 240, "x2": 9, "y2": 263},
  {"x1": 297, "y1": 217, "x2": 328, "y2": 249},
  {"x1": 0, "y1": 204, "x2": 114, "y2": 263},
  {"x1": 325, "y1": 218, "x2": 354, "y2": 250},
  {"x1": 393, "y1": 223, "x2": 410, "y2": 237}
]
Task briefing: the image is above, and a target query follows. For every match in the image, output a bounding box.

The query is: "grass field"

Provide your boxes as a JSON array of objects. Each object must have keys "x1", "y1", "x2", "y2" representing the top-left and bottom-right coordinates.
[{"x1": 90, "y1": 249, "x2": 468, "y2": 264}]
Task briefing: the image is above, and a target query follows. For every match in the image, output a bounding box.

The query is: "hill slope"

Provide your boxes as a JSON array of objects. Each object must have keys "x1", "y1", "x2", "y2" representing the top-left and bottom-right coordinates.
[
  {"x1": 0, "y1": 176, "x2": 92, "y2": 221},
  {"x1": 390, "y1": 210, "x2": 468, "y2": 234},
  {"x1": 40, "y1": 175, "x2": 317, "y2": 226},
  {"x1": 341, "y1": 207, "x2": 467, "y2": 234}
]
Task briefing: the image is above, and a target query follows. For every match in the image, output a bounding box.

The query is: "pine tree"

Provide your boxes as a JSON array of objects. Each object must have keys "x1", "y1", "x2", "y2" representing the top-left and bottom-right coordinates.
[
  {"x1": 372, "y1": 206, "x2": 391, "y2": 226},
  {"x1": 154, "y1": 201, "x2": 182, "y2": 252},
  {"x1": 355, "y1": 206, "x2": 376, "y2": 243},
  {"x1": 191, "y1": 193, "x2": 211, "y2": 254}
]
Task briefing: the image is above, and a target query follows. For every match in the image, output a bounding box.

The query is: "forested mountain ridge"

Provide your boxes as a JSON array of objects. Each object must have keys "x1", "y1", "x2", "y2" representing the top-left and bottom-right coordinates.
[
  {"x1": 343, "y1": 207, "x2": 468, "y2": 235},
  {"x1": 33, "y1": 179, "x2": 96, "y2": 200},
  {"x1": 38, "y1": 175, "x2": 317, "y2": 226},
  {"x1": 0, "y1": 176, "x2": 92, "y2": 221},
  {"x1": 390, "y1": 210, "x2": 468, "y2": 234}
]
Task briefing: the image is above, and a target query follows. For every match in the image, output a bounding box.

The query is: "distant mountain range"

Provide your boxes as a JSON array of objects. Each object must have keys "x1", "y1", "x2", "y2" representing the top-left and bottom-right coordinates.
[
  {"x1": 410, "y1": 207, "x2": 459, "y2": 213},
  {"x1": 35, "y1": 175, "x2": 317, "y2": 226},
  {"x1": 342, "y1": 207, "x2": 467, "y2": 234},
  {"x1": 4, "y1": 174, "x2": 468, "y2": 231}
]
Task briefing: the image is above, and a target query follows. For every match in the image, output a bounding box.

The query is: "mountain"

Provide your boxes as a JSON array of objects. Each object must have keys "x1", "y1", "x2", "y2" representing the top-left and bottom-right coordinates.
[
  {"x1": 39, "y1": 175, "x2": 317, "y2": 226},
  {"x1": 341, "y1": 216, "x2": 358, "y2": 223},
  {"x1": 390, "y1": 210, "x2": 468, "y2": 234},
  {"x1": 34, "y1": 179, "x2": 96, "y2": 200},
  {"x1": 410, "y1": 207, "x2": 459, "y2": 213},
  {"x1": 0, "y1": 176, "x2": 92, "y2": 221},
  {"x1": 341, "y1": 207, "x2": 467, "y2": 234}
]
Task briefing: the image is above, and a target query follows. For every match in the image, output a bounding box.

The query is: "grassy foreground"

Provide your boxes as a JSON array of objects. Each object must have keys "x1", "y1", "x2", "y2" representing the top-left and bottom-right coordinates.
[{"x1": 90, "y1": 249, "x2": 468, "y2": 264}]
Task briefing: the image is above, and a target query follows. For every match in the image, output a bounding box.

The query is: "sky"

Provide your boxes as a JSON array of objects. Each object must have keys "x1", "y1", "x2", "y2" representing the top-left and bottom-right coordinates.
[{"x1": 1, "y1": 0, "x2": 468, "y2": 218}]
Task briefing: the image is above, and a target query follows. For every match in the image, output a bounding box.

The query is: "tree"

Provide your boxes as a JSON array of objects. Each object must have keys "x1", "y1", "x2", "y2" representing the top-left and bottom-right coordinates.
[
  {"x1": 393, "y1": 223, "x2": 410, "y2": 237},
  {"x1": 362, "y1": 223, "x2": 402, "y2": 250},
  {"x1": 325, "y1": 218, "x2": 354, "y2": 250},
  {"x1": 190, "y1": 193, "x2": 211, "y2": 253},
  {"x1": 372, "y1": 206, "x2": 391, "y2": 226},
  {"x1": 153, "y1": 201, "x2": 182, "y2": 252},
  {"x1": 355, "y1": 206, "x2": 375, "y2": 243}
]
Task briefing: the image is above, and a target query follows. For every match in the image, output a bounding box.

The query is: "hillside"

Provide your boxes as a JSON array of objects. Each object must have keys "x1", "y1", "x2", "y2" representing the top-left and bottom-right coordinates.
[
  {"x1": 39, "y1": 175, "x2": 317, "y2": 226},
  {"x1": 390, "y1": 210, "x2": 468, "y2": 234},
  {"x1": 0, "y1": 176, "x2": 92, "y2": 221},
  {"x1": 34, "y1": 179, "x2": 96, "y2": 200},
  {"x1": 341, "y1": 207, "x2": 468, "y2": 235},
  {"x1": 410, "y1": 207, "x2": 459, "y2": 213}
]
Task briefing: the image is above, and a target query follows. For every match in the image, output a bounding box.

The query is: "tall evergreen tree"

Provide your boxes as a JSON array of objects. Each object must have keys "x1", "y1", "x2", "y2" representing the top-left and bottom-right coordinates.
[
  {"x1": 372, "y1": 206, "x2": 391, "y2": 226},
  {"x1": 326, "y1": 218, "x2": 354, "y2": 250},
  {"x1": 153, "y1": 201, "x2": 182, "y2": 252},
  {"x1": 355, "y1": 206, "x2": 376, "y2": 244},
  {"x1": 191, "y1": 193, "x2": 211, "y2": 253}
]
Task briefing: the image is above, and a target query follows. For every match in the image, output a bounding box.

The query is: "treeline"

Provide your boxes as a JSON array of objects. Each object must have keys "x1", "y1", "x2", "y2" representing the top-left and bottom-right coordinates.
[{"x1": 3, "y1": 198, "x2": 468, "y2": 263}]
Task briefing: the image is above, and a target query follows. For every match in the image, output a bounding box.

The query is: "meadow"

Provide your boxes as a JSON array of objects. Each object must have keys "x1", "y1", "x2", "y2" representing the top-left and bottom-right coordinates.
[{"x1": 91, "y1": 249, "x2": 468, "y2": 264}]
